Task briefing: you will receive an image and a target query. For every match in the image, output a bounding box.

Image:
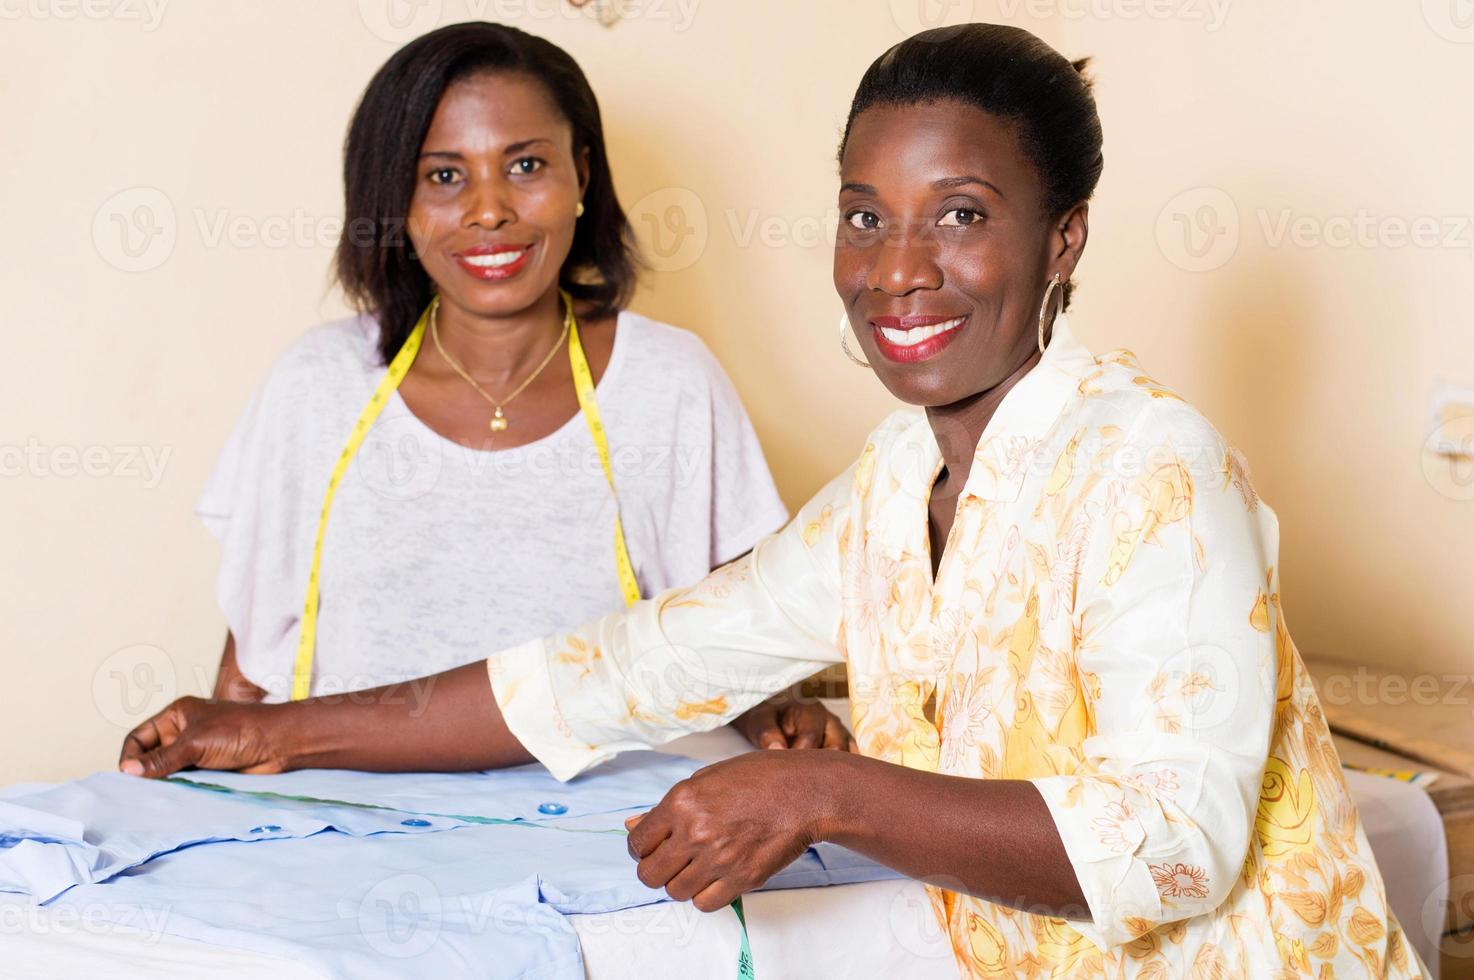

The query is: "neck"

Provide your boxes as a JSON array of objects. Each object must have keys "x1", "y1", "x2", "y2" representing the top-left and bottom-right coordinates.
[
  {"x1": 925, "y1": 346, "x2": 1042, "y2": 500},
  {"x1": 430, "y1": 287, "x2": 566, "y2": 387}
]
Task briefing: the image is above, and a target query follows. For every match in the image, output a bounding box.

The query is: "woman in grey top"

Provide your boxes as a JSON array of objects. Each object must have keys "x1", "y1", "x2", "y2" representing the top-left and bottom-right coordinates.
[{"x1": 202, "y1": 22, "x2": 850, "y2": 751}]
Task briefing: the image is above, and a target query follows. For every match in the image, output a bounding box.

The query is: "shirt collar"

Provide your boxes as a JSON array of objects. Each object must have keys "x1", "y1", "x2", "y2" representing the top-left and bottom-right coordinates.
[
  {"x1": 961, "y1": 313, "x2": 1096, "y2": 503},
  {"x1": 867, "y1": 315, "x2": 1098, "y2": 561}
]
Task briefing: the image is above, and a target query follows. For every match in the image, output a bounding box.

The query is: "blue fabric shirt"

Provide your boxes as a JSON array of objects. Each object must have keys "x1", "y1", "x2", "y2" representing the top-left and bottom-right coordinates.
[{"x1": 0, "y1": 753, "x2": 898, "y2": 978}]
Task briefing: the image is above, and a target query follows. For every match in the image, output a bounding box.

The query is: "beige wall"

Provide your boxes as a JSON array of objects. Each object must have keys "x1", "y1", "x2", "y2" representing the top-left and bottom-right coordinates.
[{"x1": 2, "y1": 1, "x2": 1470, "y2": 784}]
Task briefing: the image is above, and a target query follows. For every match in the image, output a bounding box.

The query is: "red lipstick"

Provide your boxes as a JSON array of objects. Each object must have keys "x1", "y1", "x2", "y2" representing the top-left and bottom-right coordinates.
[
  {"x1": 453, "y1": 242, "x2": 534, "y2": 281},
  {"x1": 869, "y1": 314, "x2": 969, "y2": 364}
]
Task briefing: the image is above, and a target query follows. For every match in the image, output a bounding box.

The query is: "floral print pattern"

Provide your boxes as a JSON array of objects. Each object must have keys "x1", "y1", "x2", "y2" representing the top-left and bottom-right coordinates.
[{"x1": 488, "y1": 316, "x2": 1422, "y2": 978}]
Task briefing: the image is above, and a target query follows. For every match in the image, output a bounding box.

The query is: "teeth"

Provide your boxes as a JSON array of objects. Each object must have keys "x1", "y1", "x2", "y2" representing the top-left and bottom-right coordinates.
[
  {"x1": 463, "y1": 250, "x2": 526, "y2": 268},
  {"x1": 876, "y1": 317, "x2": 965, "y2": 347}
]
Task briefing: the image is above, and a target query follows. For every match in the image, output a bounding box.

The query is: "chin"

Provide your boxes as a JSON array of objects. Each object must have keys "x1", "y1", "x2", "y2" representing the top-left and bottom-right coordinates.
[
  {"x1": 456, "y1": 277, "x2": 554, "y2": 318},
  {"x1": 871, "y1": 368, "x2": 966, "y2": 410}
]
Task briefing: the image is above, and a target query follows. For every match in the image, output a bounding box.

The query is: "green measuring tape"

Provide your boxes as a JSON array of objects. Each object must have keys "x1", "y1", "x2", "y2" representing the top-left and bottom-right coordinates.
[
  {"x1": 169, "y1": 776, "x2": 755, "y2": 977},
  {"x1": 733, "y1": 894, "x2": 754, "y2": 979}
]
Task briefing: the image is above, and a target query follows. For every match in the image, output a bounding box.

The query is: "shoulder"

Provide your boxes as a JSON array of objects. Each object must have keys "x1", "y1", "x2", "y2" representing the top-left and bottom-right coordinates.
[
  {"x1": 267, "y1": 314, "x2": 382, "y2": 383},
  {"x1": 1072, "y1": 348, "x2": 1227, "y2": 454},
  {"x1": 1063, "y1": 350, "x2": 1264, "y2": 514},
  {"x1": 612, "y1": 309, "x2": 731, "y2": 390},
  {"x1": 201, "y1": 315, "x2": 382, "y2": 510},
  {"x1": 234, "y1": 314, "x2": 385, "y2": 437},
  {"x1": 256, "y1": 313, "x2": 382, "y2": 394}
]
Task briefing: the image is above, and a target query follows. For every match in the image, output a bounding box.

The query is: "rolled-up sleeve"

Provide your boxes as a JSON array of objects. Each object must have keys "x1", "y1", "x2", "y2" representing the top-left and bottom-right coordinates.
[
  {"x1": 1030, "y1": 420, "x2": 1277, "y2": 948},
  {"x1": 488, "y1": 468, "x2": 853, "y2": 781}
]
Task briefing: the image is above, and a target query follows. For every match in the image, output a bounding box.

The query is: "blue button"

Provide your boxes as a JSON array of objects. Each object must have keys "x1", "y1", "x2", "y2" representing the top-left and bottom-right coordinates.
[
  {"x1": 400, "y1": 818, "x2": 431, "y2": 827},
  {"x1": 537, "y1": 802, "x2": 568, "y2": 816},
  {"x1": 249, "y1": 824, "x2": 282, "y2": 834}
]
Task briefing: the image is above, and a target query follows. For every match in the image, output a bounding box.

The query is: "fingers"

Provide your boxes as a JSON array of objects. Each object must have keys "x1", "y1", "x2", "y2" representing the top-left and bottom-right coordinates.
[
  {"x1": 126, "y1": 733, "x2": 203, "y2": 779},
  {"x1": 847, "y1": 733, "x2": 860, "y2": 753},
  {"x1": 118, "y1": 720, "x2": 161, "y2": 769},
  {"x1": 662, "y1": 857, "x2": 719, "y2": 904},
  {"x1": 119, "y1": 700, "x2": 189, "y2": 771},
  {"x1": 821, "y1": 713, "x2": 850, "y2": 751},
  {"x1": 742, "y1": 698, "x2": 856, "y2": 751},
  {"x1": 691, "y1": 878, "x2": 742, "y2": 914},
  {"x1": 629, "y1": 798, "x2": 688, "y2": 891},
  {"x1": 787, "y1": 703, "x2": 827, "y2": 750},
  {"x1": 754, "y1": 710, "x2": 786, "y2": 750},
  {"x1": 635, "y1": 843, "x2": 693, "y2": 894},
  {"x1": 735, "y1": 701, "x2": 788, "y2": 751},
  {"x1": 626, "y1": 805, "x2": 672, "y2": 861},
  {"x1": 624, "y1": 812, "x2": 646, "y2": 831},
  {"x1": 755, "y1": 725, "x2": 787, "y2": 750}
]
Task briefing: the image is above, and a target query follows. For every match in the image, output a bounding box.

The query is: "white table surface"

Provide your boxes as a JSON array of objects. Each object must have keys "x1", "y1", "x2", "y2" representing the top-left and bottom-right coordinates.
[{"x1": 3, "y1": 700, "x2": 1445, "y2": 979}]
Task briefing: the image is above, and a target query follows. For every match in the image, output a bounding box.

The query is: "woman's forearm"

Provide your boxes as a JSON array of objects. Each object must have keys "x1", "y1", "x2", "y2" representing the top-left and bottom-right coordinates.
[
  {"x1": 121, "y1": 660, "x2": 534, "y2": 777},
  {"x1": 817, "y1": 752, "x2": 1088, "y2": 917},
  {"x1": 277, "y1": 661, "x2": 535, "y2": 772}
]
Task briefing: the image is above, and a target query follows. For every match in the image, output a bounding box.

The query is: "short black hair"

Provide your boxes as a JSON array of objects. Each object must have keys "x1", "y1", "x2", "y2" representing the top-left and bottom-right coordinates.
[
  {"x1": 840, "y1": 25, "x2": 1103, "y2": 304},
  {"x1": 335, "y1": 22, "x2": 639, "y2": 363}
]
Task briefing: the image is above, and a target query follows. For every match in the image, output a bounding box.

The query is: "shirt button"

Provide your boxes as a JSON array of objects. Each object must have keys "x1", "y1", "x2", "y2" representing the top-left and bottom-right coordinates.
[
  {"x1": 250, "y1": 824, "x2": 282, "y2": 834},
  {"x1": 537, "y1": 802, "x2": 568, "y2": 816},
  {"x1": 400, "y1": 818, "x2": 431, "y2": 827}
]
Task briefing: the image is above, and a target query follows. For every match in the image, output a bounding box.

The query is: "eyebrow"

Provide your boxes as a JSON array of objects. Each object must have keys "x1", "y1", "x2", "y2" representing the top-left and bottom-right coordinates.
[
  {"x1": 418, "y1": 138, "x2": 555, "y2": 160},
  {"x1": 839, "y1": 176, "x2": 1006, "y2": 199},
  {"x1": 933, "y1": 175, "x2": 1005, "y2": 199}
]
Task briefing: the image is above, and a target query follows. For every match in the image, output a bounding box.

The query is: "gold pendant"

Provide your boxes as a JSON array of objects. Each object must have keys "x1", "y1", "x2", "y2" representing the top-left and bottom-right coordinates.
[{"x1": 490, "y1": 408, "x2": 509, "y2": 432}]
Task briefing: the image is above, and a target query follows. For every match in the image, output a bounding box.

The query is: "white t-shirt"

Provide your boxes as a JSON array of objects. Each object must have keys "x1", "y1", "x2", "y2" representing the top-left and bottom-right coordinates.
[{"x1": 198, "y1": 310, "x2": 789, "y2": 701}]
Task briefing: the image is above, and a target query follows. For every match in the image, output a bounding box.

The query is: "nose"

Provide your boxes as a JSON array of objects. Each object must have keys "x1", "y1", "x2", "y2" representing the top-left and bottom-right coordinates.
[
  {"x1": 463, "y1": 175, "x2": 515, "y2": 231},
  {"x1": 866, "y1": 221, "x2": 943, "y2": 296}
]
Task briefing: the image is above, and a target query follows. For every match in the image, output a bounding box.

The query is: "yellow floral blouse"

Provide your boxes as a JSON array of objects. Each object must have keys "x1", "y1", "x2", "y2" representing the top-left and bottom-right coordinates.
[{"x1": 488, "y1": 316, "x2": 1423, "y2": 978}]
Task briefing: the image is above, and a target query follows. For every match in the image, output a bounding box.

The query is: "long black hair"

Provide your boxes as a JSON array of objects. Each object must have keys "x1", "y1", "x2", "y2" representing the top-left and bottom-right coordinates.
[
  {"x1": 840, "y1": 24, "x2": 1103, "y2": 306},
  {"x1": 335, "y1": 22, "x2": 639, "y2": 363}
]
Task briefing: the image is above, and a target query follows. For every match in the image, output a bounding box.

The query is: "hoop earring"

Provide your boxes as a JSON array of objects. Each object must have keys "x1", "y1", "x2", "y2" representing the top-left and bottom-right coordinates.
[
  {"x1": 839, "y1": 314, "x2": 870, "y2": 367},
  {"x1": 1037, "y1": 273, "x2": 1063, "y2": 355}
]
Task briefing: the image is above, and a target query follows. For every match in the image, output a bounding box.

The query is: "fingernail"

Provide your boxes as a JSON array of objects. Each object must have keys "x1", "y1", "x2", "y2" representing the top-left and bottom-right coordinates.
[{"x1": 120, "y1": 760, "x2": 143, "y2": 776}]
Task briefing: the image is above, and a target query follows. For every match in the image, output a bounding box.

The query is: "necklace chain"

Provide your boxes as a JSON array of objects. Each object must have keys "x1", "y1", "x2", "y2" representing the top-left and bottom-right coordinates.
[{"x1": 429, "y1": 295, "x2": 573, "y2": 432}]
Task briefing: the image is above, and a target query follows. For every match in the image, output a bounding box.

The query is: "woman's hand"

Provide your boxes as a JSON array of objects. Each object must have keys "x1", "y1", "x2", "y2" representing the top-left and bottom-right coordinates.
[
  {"x1": 119, "y1": 696, "x2": 289, "y2": 778},
  {"x1": 623, "y1": 750, "x2": 841, "y2": 912},
  {"x1": 118, "y1": 662, "x2": 535, "y2": 777},
  {"x1": 732, "y1": 695, "x2": 857, "y2": 751}
]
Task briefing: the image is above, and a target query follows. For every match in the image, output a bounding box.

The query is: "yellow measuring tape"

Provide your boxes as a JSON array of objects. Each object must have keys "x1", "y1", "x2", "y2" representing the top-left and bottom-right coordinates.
[{"x1": 289, "y1": 291, "x2": 640, "y2": 701}]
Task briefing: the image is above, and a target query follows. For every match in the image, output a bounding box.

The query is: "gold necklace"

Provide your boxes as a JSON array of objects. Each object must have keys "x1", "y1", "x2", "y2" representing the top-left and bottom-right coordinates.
[{"x1": 429, "y1": 295, "x2": 572, "y2": 432}]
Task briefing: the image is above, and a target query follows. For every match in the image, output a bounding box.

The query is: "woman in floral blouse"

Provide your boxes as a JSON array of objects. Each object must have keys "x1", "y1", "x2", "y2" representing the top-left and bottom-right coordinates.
[{"x1": 121, "y1": 23, "x2": 1422, "y2": 979}]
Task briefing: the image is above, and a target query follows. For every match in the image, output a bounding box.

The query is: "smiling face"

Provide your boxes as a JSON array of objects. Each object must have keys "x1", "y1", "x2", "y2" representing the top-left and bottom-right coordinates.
[
  {"x1": 407, "y1": 71, "x2": 588, "y2": 319},
  {"x1": 834, "y1": 101, "x2": 1088, "y2": 408}
]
